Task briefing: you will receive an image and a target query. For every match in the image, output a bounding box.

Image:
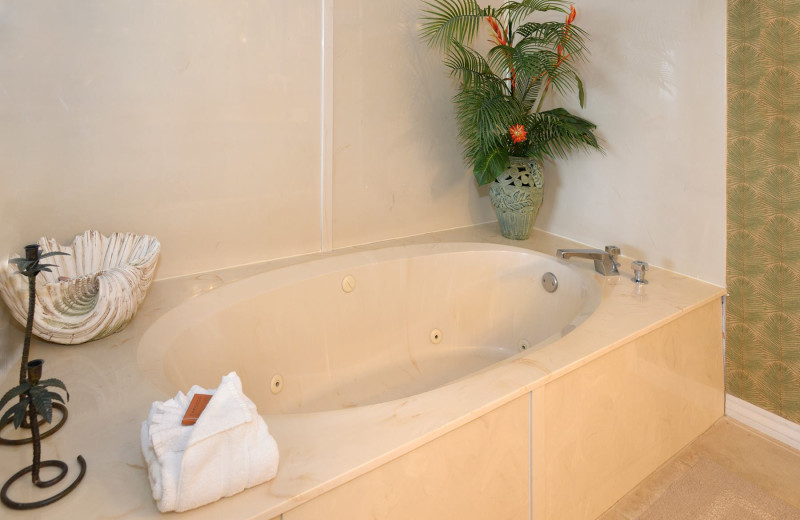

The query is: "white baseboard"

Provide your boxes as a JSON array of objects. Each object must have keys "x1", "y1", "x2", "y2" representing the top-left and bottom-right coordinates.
[{"x1": 725, "y1": 394, "x2": 800, "y2": 451}]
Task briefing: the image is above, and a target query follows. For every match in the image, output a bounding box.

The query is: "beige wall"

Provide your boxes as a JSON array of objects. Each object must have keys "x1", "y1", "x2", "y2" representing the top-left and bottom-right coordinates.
[
  {"x1": 0, "y1": 1, "x2": 726, "y2": 361},
  {"x1": 0, "y1": 0, "x2": 326, "y2": 367},
  {"x1": 0, "y1": 224, "x2": 22, "y2": 376},
  {"x1": 0, "y1": 0, "x2": 323, "y2": 280},
  {"x1": 534, "y1": 0, "x2": 727, "y2": 286},
  {"x1": 330, "y1": 0, "x2": 496, "y2": 248},
  {"x1": 330, "y1": 0, "x2": 727, "y2": 285}
]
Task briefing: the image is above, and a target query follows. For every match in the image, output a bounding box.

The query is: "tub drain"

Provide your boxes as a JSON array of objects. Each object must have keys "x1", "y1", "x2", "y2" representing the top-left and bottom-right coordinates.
[
  {"x1": 541, "y1": 272, "x2": 558, "y2": 293},
  {"x1": 270, "y1": 374, "x2": 284, "y2": 395}
]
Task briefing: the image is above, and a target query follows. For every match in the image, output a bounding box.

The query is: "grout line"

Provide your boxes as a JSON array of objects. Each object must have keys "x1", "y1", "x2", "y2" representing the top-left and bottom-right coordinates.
[
  {"x1": 529, "y1": 391, "x2": 533, "y2": 520},
  {"x1": 319, "y1": 0, "x2": 334, "y2": 252}
]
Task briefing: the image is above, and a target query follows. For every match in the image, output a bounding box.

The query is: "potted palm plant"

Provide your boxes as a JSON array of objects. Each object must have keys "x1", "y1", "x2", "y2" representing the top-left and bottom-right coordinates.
[{"x1": 421, "y1": 0, "x2": 602, "y2": 239}]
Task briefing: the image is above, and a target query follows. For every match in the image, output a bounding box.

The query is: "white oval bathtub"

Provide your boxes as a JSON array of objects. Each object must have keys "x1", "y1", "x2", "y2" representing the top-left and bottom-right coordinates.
[{"x1": 138, "y1": 243, "x2": 601, "y2": 414}]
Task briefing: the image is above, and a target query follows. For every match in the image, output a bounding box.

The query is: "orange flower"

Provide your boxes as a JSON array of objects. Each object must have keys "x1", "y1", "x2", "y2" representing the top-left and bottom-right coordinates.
[
  {"x1": 509, "y1": 124, "x2": 527, "y2": 144},
  {"x1": 547, "y1": 4, "x2": 577, "y2": 92},
  {"x1": 487, "y1": 16, "x2": 515, "y2": 89},
  {"x1": 556, "y1": 6, "x2": 576, "y2": 66},
  {"x1": 486, "y1": 16, "x2": 507, "y2": 46}
]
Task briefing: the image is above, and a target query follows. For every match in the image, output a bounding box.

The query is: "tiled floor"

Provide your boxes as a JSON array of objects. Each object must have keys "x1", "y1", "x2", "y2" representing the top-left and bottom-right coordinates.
[{"x1": 596, "y1": 417, "x2": 800, "y2": 519}]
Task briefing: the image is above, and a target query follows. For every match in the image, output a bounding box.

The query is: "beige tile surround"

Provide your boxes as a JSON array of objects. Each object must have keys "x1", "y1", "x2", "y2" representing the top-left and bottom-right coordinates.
[
  {"x1": 284, "y1": 395, "x2": 530, "y2": 520},
  {"x1": 0, "y1": 225, "x2": 725, "y2": 519},
  {"x1": 533, "y1": 300, "x2": 724, "y2": 520},
  {"x1": 281, "y1": 300, "x2": 723, "y2": 520}
]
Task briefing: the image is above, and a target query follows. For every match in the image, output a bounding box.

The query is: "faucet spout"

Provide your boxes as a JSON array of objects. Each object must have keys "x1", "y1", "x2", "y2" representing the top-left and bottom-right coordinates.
[{"x1": 556, "y1": 245, "x2": 621, "y2": 276}]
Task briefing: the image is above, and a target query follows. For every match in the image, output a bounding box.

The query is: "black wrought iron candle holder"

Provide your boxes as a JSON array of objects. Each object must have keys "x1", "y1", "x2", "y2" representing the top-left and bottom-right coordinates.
[
  {"x1": 0, "y1": 360, "x2": 86, "y2": 510},
  {"x1": 0, "y1": 244, "x2": 69, "y2": 446}
]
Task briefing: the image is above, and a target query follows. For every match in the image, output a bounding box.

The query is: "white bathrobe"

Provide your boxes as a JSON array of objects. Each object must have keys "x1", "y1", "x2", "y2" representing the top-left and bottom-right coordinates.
[{"x1": 141, "y1": 372, "x2": 279, "y2": 512}]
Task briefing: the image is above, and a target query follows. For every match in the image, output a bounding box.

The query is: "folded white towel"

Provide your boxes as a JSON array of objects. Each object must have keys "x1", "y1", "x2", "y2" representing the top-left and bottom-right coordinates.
[{"x1": 140, "y1": 372, "x2": 279, "y2": 512}]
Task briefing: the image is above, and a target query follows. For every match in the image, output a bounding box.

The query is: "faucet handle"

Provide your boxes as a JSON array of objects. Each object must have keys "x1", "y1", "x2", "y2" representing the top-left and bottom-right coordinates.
[
  {"x1": 605, "y1": 245, "x2": 621, "y2": 274},
  {"x1": 631, "y1": 260, "x2": 649, "y2": 284}
]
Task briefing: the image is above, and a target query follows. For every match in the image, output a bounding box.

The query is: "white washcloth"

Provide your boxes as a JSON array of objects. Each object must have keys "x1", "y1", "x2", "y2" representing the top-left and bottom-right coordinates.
[{"x1": 140, "y1": 372, "x2": 279, "y2": 512}]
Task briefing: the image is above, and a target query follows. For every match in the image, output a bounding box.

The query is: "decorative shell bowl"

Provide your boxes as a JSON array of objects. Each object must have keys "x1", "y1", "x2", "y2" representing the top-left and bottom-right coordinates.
[{"x1": 0, "y1": 230, "x2": 161, "y2": 345}]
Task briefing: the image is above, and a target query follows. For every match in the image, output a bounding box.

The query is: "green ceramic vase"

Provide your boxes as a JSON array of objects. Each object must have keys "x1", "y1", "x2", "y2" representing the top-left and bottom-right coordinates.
[{"x1": 488, "y1": 157, "x2": 544, "y2": 240}]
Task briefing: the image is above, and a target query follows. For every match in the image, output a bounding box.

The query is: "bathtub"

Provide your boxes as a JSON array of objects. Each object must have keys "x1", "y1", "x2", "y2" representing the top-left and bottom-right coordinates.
[
  {"x1": 139, "y1": 243, "x2": 600, "y2": 415},
  {"x1": 0, "y1": 228, "x2": 724, "y2": 520}
]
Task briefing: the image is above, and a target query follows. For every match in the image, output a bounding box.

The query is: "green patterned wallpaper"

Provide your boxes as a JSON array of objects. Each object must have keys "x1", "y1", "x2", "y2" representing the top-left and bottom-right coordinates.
[{"x1": 727, "y1": 0, "x2": 800, "y2": 425}]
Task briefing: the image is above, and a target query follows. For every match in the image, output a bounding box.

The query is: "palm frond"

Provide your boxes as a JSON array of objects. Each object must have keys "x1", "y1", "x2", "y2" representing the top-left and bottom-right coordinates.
[
  {"x1": 514, "y1": 22, "x2": 588, "y2": 61},
  {"x1": 498, "y1": 0, "x2": 570, "y2": 26},
  {"x1": 38, "y1": 378, "x2": 68, "y2": 393},
  {"x1": 515, "y1": 35, "x2": 581, "y2": 71},
  {"x1": 8, "y1": 258, "x2": 29, "y2": 268},
  {"x1": 455, "y1": 87, "x2": 522, "y2": 151},
  {"x1": 420, "y1": 0, "x2": 488, "y2": 51},
  {"x1": 485, "y1": 43, "x2": 515, "y2": 78},
  {"x1": 47, "y1": 391, "x2": 66, "y2": 405},
  {"x1": 1, "y1": 401, "x2": 29, "y2": 430},
  {"x1": 574, "y1": 71, "x2": 585, "y2": 107},
  {"x1": 516, "y1": 72, "x2": 544, "y2": 111},
  {"x1": 519, "y1": 46, "x2": 580, "y2": 98},
  {"x1": 524, "y1": 108, "x2": 602, "y2": 160},
  {"x1": 39, "y1": 251, "x2": 69, "y2": 259},
  {"x1": 515, "y1": 21, "x2": 563, "y2": 41},
  {"x1": 515, "y1": 21, "x2": 588, "y2": 57},
  {"x1": 485, "y1": 42, "x2": 547, "y2": 109},
  {"x1": 0, "y1": 383, "x2": 30, "y2": 411},
  {"x1": 29, "y1": 386, "x2": 53, "y2": 423},
  {"x1": 447, "y1": 41, "x2": 510, "y2": 90}
]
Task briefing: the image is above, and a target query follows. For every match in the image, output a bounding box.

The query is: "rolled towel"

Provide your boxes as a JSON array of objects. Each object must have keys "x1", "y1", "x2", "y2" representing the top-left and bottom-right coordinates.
[{"x1": 140, "y1": 372, "x2": 279, "y2": 512}]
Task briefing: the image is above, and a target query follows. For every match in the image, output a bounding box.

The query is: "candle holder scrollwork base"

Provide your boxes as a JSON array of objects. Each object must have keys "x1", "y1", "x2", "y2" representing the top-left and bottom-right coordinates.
[
  {"x1": 0, "y1": 456, "x2": 87, "y2": 510},
  {"x1": 0, "y1": 360, "x2": 86, "y2": 510}
]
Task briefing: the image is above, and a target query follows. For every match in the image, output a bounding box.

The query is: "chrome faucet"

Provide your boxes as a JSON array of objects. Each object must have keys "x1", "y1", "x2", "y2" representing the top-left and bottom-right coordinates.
[{"x1": 556, "y1": 245, "x2": 621, "y2": 276}]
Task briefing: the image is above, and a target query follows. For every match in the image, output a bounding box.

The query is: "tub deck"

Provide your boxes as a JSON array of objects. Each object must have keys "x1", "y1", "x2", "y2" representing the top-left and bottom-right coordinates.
[{"x1": 0, "y1": 224, "x2": 726, "y2": 519}]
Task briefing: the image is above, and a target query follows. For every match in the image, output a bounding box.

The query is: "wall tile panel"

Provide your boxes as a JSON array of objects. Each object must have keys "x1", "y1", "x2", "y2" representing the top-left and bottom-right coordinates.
[
  {"x1": 0, "y1": 0, "x2": 323, "y2": 280},
  {"x1": 330, "y1": 0, "x2": 496, "y2": 248}
]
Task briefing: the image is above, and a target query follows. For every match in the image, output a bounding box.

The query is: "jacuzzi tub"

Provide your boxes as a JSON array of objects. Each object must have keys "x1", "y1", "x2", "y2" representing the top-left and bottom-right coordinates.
[
  {"x1": 1, "y1": 227, "x2": 723, "y2": 520},
  {"x1": 138, "y1": 242, "x2": 601, "y2": 414}
]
